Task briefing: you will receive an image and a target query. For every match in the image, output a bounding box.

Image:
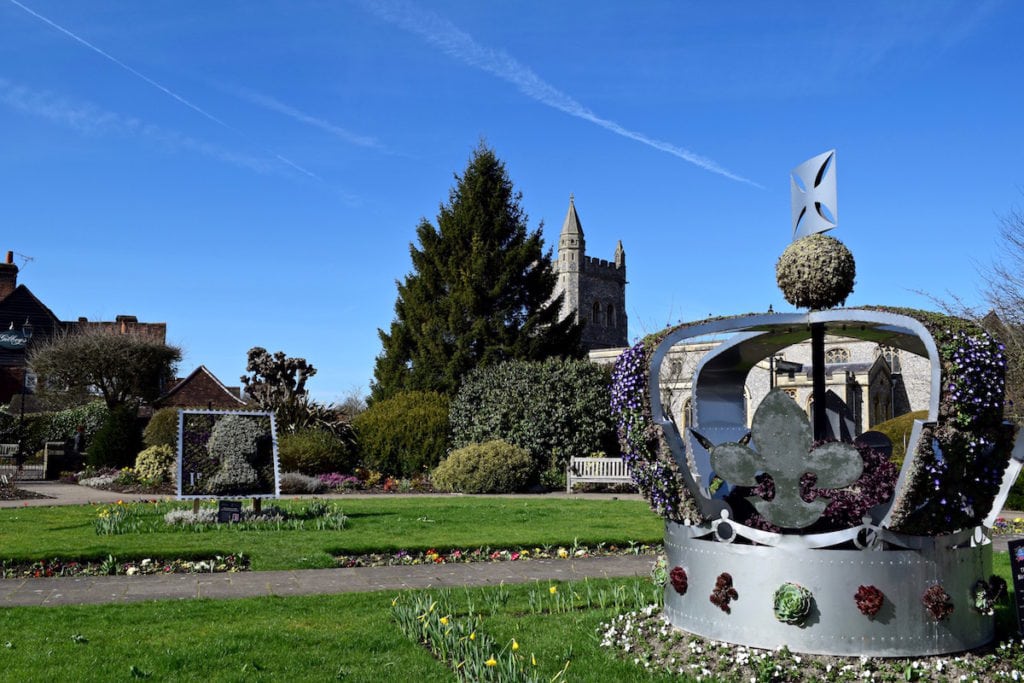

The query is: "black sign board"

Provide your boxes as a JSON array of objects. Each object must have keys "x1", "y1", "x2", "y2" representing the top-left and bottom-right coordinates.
[
  {"x1": 217, "y1": 500, "x2": 243, "y2": 524},
  {"x1": 1007, "y1": 538, "x2": 1024, "y2": 633}
]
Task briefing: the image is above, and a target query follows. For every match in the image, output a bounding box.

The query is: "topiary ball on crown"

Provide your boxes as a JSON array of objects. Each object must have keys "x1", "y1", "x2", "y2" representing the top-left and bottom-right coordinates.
[{"x1": 776, "y1": 233, "x2": 856, "y2": 310}]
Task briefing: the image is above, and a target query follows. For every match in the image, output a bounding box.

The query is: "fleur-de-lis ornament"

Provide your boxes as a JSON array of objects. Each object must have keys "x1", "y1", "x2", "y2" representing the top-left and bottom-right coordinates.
[{"x1": 706, "y1": 390, "x2": 863, "y2": 528}]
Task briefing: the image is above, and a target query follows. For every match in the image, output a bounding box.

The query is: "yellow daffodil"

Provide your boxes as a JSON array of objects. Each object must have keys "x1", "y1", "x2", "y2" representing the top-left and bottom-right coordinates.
[
  {"x1": 549, "y1": 585, "x2": 558, "y2": 595},
  {"x1": 469, "y1": 632, "x2": 476, "y2": 641},
  {"x1": 557, "y1": 547, "x2": 569, "y2": 558},
  {"x1": 440, "y1": 616, "x2": 449, "y2": 625},
  {"x1": 391, "y1": 598, "x2": 398, "y2": 607},
  {"x1": 485, "y1": 656, "x2": 497, "y2": 667},
  {"x1": 532, "y1": 653, "x2": 537, "y2": 666},
  {"x1": 512, "y1": 639, "x2": 519, "y2": 651}
]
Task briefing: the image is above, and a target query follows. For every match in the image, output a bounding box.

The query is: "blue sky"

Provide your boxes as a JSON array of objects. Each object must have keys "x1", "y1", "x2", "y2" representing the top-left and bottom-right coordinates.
[{"x1": 2, "y1": 1, "x2": 1022, "y2": 402}]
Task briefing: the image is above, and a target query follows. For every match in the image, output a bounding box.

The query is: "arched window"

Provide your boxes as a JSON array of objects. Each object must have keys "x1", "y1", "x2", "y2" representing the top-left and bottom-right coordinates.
[
  {"x1": 682, "y1": 397, "x2": 693, "y2": 431},
  {"x1": 825, "y1": 347, "x2": 850, "y2": 364},
  {"x1": 876, "y1": 345, "x2": 902, "y2": 373},
  {"x1": 593, "y1": 302, "x2": 602, "y2": 326},
  {"x1": 607, "y1": 303, "x2": 615, "y2": 327}
]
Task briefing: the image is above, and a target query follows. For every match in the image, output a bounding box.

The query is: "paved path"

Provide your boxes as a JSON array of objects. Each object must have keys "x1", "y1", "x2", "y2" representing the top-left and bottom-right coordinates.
[{"x1": 0, "y1": 555, "x2": 656, "y2": 608}]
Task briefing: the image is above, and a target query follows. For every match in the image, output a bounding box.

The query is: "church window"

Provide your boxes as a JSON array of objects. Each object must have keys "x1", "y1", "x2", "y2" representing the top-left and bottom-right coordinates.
[
  {"x1": 825, "y1": 347, "x2": 850, "y2": 364},
  {"x1": 876, "y1": 345, "x2": 902, "y2": 373},
  {"x1": 607, "y1": 304, "x2": 615, "y2": 327},
  {"x1": 682, "y1": 397, "x2": 693, "y2": 431},
  {"x1": 593, "y1": 302, "x2": 602, "y2": 326}
]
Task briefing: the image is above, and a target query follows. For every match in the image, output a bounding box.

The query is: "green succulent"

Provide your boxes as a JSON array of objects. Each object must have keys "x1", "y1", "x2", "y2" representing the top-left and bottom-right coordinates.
[
  {"x1": 773, "y1": 582, "x2": 814, "y2": 625},
  {"x1": 775, "y1": 233, "x2": 856, "y2": 309}
]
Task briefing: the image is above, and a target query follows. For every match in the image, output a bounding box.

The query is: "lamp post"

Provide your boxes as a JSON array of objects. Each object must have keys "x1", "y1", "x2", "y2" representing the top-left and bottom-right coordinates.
[{"x1": 16, "y1": 318, "x2": 33, "y2": 473}]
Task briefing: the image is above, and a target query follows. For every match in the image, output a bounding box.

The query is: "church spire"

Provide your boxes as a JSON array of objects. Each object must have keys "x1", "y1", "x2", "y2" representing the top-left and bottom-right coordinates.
[{"x1": 559, "y1": 194, "x2": 585, "y2": 254}]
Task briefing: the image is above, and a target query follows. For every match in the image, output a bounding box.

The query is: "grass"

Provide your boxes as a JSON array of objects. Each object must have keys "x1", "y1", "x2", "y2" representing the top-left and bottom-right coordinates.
[
  {"x1": 0, "y1": 497, "x2": 665, "y2": 570},
  {"x1": 0, "y1": 578, "x2": 670, "y2": 682},
  {"x1": 2, "y1": 499, "x2": 1021, "y2": 681},
  {"x1": 3, "y1": 559, "x2": 1020, "y2": 682}
]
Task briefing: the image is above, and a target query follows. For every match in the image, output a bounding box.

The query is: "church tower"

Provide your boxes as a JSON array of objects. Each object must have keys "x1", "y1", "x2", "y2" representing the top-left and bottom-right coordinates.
[{"x1": 553, "y1": 195, "x2": 628, "y2": 350}]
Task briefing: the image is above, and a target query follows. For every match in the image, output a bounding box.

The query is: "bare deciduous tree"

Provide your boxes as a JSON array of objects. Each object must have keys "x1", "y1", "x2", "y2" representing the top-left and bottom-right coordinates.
[{"x1": 29, "y1": 329, "x2": 181, "y2": 409}]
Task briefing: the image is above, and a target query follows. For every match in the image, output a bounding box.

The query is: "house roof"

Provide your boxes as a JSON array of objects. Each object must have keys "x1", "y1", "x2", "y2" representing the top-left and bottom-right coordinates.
[{"x1": 156, "y1": 365, "x2": 247, "y2": 408}]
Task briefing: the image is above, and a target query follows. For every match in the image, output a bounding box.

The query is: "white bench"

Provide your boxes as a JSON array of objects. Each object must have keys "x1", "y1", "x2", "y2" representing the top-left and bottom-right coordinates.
[{"x1": 566, "y1": 457, "x2": 632, "y2": 493}]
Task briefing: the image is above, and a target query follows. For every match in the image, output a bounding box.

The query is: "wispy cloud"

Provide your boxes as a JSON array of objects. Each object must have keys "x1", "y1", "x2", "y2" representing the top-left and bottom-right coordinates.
[
  {"x1": 6, "y1": 0, "x2": 321, "y2": 181},
  {"x1": 362, "y1": 0, "x2": 757, "y2": 187},
  {"x1": 0, "y1": 78, "x2": 277, "y2": 174},
  {"x1": 230, "y1": 86, "x2": 382, "y2": 150}
]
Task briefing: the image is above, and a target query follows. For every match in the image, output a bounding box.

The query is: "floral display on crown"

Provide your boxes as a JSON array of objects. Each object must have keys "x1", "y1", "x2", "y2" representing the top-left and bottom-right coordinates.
[{"x1": 611, "y1": 307, "x2": 1013, "y2": 536}]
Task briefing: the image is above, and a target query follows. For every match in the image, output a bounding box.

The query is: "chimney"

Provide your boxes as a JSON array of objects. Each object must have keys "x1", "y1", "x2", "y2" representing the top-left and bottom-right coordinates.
[{"x1": 0, "y1": 251, "x2": 18, "y2": 300}]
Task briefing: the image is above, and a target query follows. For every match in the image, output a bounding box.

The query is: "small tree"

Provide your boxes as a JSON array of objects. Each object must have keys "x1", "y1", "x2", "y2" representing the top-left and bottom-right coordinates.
[
  {"x1": 352, "y1": 390, "x2": 450, "y2": 477},
  {"x1": 29, "y1": 329, "x2": 181, "y2": 409},
  {"x1": 240, "y1": 347, "x2": 316, "y2": 431}
]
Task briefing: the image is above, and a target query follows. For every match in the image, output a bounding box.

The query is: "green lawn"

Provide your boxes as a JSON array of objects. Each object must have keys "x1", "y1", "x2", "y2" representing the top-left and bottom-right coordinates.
[
  {"x1": 0, "y1": 578, "x2": 674, "y2": 682},
  {"x1": 0, "y1": 497, "x2": 665, "y2": 570},
  {"x1": 1, "y1": 500, "x2": 1019, "y2": 681}
]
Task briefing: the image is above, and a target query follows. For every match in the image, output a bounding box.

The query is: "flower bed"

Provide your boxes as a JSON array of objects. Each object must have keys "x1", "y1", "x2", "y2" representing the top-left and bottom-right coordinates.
[
  {"x1": 1, "y1": 554, "x2": 249, "y2": 579},
  {"x1": 600, "y1": 606, "x2": 1024, "y2": 681},
  {"x1": 335, "y1": 542, "x2": 661, "y2": 568}
]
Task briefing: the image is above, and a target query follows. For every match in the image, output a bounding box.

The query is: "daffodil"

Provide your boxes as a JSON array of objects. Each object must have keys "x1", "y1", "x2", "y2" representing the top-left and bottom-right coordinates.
[
  {"x1": 440, "y1": 616, "x2": 449, "y2": 625},
  {"x1": 512, "y1": 639, "x2": 519, "y2": 651},
  {"x1": 549, "y1": 585, "x2": 558, "y2": 595},
  {"x1": 485, "y1": 656, "x2": 497, "y2": 667},
  {"x1": 532, "y1": 653, "x2": 537, "y2": 666},
  {"x1": 469, "y1": 632, "x2": 476, "y2": 641}
]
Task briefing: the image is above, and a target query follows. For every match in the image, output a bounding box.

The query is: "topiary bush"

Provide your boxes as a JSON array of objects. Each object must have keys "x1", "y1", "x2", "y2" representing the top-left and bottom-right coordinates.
[
  {"x1": 450, "y1": 359, "x2": 618, "y2": 474},
  {"x1": 432, "y1": 439, "x2": 534, "y2": 494},
  {"x1": 206, "y1": 415, "x2": 265, "y2": 495},
  {"x1": 144, "y1": 407, "x2": 180, "y2": 450},
  {"x1": 353, "y1": 390, "x2": 449, "y2": 477},
  {"x1": 86, "y1": 405, "x2": 143, "y2": 469},
  {"x1": 277, "y1": 427, "x2": 356, "y2": 475},
  {"x1": 135, "y1": 444, "x2": 176, "y2": 484},
  {"x1": 776, "y1": 233, "x2": 856, "y2": 309}
]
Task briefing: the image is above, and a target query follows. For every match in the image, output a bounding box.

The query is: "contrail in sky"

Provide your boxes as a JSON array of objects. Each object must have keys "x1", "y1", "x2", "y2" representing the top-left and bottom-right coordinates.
[
  {"x1": 0, "y1": 78, "x2": 279, "y2": 174},
  {"x1": 6, "y1": 0, "x2": 321, "y2": 181},
  {"x1": 231, "y1": 87, "x2": 382, "y2": 150},
  {"x1": 364, "y1": 0, "x2": 758, "y2": 187}
]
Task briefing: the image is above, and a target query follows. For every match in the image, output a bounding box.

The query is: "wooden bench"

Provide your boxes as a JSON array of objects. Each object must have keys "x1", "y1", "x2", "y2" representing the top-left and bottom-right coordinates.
[{"x1": 566, "y1": 457, "x2": 632, "y2": 493}]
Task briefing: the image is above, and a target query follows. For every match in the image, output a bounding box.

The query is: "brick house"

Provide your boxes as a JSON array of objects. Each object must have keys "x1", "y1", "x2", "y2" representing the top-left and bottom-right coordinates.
[
  {"x1": 0, "y1": 251, "x2": 167, "y2": 406},
  {"x1": 154, "y1": 365, "x2": 248, "y2": 411}
]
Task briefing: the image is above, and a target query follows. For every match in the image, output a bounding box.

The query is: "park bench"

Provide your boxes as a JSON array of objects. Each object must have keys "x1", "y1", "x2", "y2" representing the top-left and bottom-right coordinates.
[{"x1": 566, "y1": 456, "x2": 632, "y2": 493}]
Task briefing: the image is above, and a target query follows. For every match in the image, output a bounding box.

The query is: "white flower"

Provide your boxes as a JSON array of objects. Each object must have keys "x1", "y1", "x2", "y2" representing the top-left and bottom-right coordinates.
[{"x1": 126, "y1": 567, "x2": 138, "y2": 576}]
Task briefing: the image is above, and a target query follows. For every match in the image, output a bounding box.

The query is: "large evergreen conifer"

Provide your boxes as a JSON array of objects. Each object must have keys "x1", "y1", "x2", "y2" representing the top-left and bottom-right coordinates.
[{"x1": 371, "y1": 144, "x2": 581, "y2": 400}]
